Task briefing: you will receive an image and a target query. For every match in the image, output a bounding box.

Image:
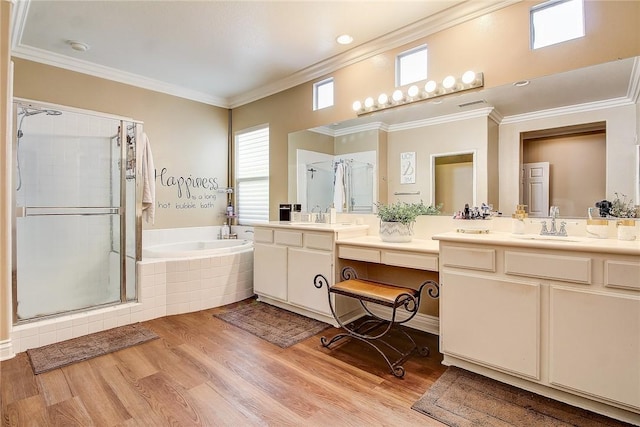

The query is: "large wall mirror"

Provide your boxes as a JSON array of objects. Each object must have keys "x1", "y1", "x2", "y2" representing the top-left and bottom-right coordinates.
[{"x1": 288, "y1": 56, "x2": 640, "y2": 218}]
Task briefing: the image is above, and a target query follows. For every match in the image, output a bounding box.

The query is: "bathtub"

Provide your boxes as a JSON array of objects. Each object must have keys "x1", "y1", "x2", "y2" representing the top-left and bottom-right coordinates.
[
  {"x1": 143, "y1": 239, "x2": 253, "y2": 258},
  {"x1": 139, "y1": 226, "x2": 254, "y2": 317}
]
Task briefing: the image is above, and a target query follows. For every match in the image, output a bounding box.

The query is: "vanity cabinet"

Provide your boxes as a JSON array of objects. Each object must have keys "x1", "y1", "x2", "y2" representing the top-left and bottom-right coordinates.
[
  {"x1": 549, "y1": 285, "x2": 640, "y2": 410},
  {"x1": 253, "y1": 224, "x2": 367, "y2": 325},
  {"x1": 435, "y1": 233, "x2": 640, "y2": 423},
  {"x1": 440, "y1": 269, "x2": 540, "y2": 379}
]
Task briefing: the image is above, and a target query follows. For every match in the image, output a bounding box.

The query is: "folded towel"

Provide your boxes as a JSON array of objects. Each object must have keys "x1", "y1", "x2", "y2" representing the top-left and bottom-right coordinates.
[{"x1": 141, "y1": 132, "x2": 156, "y2": 224}]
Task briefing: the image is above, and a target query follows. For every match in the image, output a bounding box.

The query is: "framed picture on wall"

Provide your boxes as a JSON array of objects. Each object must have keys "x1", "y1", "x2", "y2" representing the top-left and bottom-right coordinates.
[{"x1": 400, "y1": 152, "x2": 416, "y2": 184}]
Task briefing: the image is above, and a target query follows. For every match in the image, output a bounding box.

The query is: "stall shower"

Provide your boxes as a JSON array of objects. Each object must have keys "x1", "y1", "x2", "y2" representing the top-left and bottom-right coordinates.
[
  {"x1": 12, "y1": 100, "x2": 141, "y2": 323},
  {"x1": 303, "y1": 153, "x2": 375, "y2": 213}
]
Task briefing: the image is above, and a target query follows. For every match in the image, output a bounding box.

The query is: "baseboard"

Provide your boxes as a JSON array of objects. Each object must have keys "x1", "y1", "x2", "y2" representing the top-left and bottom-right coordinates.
[
  {"x1": 0, "y1": 339, "x2": 15, "y2": 361},
  {"x1": 367, "y1": 305, "x2": 440, "y2": 336}
]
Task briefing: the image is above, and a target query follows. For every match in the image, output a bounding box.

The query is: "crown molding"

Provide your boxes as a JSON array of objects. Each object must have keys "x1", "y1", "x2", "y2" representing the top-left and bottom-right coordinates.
[
  {"x1": 500, "y1": 97, "x2": 634, "y2": 125},
  {"x1": 628, "y1": 56, "x2": 640, "y2": 104},
  {"x1": 11, "y1": 45, "x2": 226, "y2": 107},
  {"x1": 309, "y1": 121, "x2": 388, "y2": 137},
  {"x1": 388, "y1": 107, "x2": 495, "y2": 132}
]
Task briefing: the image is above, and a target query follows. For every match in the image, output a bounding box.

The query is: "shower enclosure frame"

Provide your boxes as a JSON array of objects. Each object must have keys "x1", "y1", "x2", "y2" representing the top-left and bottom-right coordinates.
[{"x1": 11, "y1": 98, "x2": 143, "y2": 324}]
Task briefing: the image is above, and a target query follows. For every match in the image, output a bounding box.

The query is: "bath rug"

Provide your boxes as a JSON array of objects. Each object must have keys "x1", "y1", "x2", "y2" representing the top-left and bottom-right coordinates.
[
  {"x1": 412, "y1": 366, "x2": 634, "y2": 426},
  {"x1": 27, "y1": 323, "x2": 159, "y2": 374},
  {"x1": 213, "y1": 300, "x2": 331, "y2": 348}
]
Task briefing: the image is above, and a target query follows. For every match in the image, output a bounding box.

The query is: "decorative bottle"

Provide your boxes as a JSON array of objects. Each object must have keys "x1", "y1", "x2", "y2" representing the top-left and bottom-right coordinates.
[{"x1": 512, "y1": 205, "x2": 527, "y2": 234}]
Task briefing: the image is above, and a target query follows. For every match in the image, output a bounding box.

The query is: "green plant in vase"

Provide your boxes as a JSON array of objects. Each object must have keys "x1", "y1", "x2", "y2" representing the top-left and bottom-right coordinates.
[{"x1": 375, "y1": 200, "x2": 442, "y2": 242}]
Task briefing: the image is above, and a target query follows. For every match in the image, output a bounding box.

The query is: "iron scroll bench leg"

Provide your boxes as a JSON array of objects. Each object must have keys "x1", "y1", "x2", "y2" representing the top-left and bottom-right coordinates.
[{"x1": 313, "y1": 267, "x2": 439, "y2": 378}]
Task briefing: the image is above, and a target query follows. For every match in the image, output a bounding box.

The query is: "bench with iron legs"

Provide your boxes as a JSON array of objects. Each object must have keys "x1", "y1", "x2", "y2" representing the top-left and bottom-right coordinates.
[{"x1": 313, "y1": 266, "x2": 439, "y2": 378}]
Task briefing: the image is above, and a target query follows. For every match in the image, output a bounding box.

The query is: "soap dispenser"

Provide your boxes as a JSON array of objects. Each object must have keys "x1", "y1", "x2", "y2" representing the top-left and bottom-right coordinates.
[{"x1": 512, "y1": 205, "x2": 528, "y2": 234}]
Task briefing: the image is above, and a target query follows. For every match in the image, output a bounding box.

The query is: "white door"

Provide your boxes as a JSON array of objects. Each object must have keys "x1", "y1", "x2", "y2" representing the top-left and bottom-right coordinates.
[{"x1": 522, "y1": 162, "x2": 550, "y2": 217}]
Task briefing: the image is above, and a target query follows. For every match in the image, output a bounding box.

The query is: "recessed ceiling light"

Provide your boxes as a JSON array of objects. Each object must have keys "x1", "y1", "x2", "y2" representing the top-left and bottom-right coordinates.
[
  {"x1": 336, "y1": 34, "x2": 353, "y2": 45},
  {"x1": 67, "y1": 40, "x2": 90, "y2": 52},
  {"x1": 513, "y1": 80, "x2": 530, "y2": 87}
]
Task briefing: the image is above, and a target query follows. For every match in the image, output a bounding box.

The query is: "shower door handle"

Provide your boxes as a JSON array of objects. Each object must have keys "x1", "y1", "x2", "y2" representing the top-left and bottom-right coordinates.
[{"x1": 19, "y1": 207, "x2": 120, "y2": 216}]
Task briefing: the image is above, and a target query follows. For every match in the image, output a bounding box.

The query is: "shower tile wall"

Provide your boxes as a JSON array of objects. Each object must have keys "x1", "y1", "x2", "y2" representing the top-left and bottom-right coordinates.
[{"x1": 15, "y1": 111, "x2": 124, "y2": 320}]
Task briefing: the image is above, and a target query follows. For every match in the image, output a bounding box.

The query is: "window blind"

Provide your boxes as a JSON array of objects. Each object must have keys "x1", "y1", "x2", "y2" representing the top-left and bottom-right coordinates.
[{"x1": 235, "y1": 126, "x2": 269, "y2": 225}]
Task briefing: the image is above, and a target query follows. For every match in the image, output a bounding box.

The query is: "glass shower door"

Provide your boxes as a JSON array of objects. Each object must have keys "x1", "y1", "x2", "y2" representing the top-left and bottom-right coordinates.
[{"x1": 13, "y1": 106, "x2": 133, "y2": 321}]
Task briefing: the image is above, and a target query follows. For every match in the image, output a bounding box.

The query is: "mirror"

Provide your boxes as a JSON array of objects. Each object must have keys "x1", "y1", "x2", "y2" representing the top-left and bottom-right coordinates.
[
  {"x1": 289, "y1": 127, "x2": 384, "y2": 213},
  {"x1": 431, "y1": 151, "x2": 476, "y2": 215},
  {"x1": 289, "y1": 56, "x2": 639, "y2": 217}
]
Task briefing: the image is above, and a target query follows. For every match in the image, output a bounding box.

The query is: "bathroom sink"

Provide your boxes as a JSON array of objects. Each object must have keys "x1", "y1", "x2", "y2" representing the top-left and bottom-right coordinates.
[{"x1": 511, "y1": 234, "x2": 582, "y2": 242}]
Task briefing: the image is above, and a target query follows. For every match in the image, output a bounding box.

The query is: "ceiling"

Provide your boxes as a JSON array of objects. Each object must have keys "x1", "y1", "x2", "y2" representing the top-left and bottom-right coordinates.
[{"x1": 10, "y1": 0, "x2": 515, "y2": 108}]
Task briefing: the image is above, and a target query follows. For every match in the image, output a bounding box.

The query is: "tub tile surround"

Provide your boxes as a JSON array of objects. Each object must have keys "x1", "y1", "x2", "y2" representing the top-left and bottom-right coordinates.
[{"x1": 6, "y1": 226, "x2": 254, "y2": 357}]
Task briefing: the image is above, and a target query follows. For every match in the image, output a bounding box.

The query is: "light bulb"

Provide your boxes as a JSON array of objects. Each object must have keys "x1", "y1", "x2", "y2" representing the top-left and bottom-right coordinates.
[
  {"x1": 442, "y1": 75, "x2": 456, "y2": 89},
  {"x1": 424, "y1": 80, "x2": 437, "y2": 94},
  {"x1": 462, "y1": 70, "x2": 476, "y2": 85},
  {"x1": 377, "y1": 93, "x2": 389, "y2": 106},
  {"x1": 364, "y1": 97, "x2": 374, "y2": 108},
  {"x1": 392, "y1": 89, "x2": 404, "y2": 103},
  {"x1": 407, "y1": 85, "x2": 419, "y2": 98},
  {"x1": 352, "y1": 100, "x2": 362, "y2": 111}
]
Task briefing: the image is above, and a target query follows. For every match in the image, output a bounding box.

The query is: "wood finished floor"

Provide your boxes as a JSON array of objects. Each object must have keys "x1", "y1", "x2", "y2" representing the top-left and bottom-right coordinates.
[{"x1": 1, "y1": 300, "x2": 447, "y2": 426}]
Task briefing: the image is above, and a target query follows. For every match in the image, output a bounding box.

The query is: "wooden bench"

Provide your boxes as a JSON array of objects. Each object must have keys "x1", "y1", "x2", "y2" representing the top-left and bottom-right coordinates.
[{"x1": 313, "y1": 266, "x2": 439, "y2": 378}]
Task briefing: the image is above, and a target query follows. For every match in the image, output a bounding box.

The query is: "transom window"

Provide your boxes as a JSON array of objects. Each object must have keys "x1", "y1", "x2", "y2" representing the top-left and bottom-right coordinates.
[
  {"x1": 396, "y1": 45, "x2": 427, "y2": 87},
  {"x1": 531, "y1": 0, "x2": 584, "y2": 49},
  {"x1": 313, "y1": 78, "x2": 334, "y2": 110}
]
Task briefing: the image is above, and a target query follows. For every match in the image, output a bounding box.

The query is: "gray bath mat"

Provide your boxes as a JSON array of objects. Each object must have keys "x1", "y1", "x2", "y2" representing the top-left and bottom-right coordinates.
[
  {"x1": 27, "y1": 323, "x2": 159, "y2": 374},
  {"x1": 412, "y1": 366, "x2": 635, "y2": 426},
  {"x1": 213, "y1": 300, "x2": 331, "y2": 348}
]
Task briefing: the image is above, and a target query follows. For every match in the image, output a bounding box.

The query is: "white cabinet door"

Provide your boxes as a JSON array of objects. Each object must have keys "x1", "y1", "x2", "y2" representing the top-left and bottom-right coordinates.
[
  {"x1": 549, "y1": 286, "x2": 640, "y2": 409},
  {"x1": 287, "y1": 248, "x2": 333, "y2": 316},
  {"x1": 253, "y1": 243, "x2": 287, "y2": 301},
  {"x1": 441, "y1": 270, "x2": 540, "y2": 379}
]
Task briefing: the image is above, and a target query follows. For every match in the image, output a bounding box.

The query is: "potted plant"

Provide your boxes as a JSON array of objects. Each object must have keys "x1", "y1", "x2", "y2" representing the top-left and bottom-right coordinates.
[{"x1": 375, "y1": 200, "x2": 441, "y2": 242}]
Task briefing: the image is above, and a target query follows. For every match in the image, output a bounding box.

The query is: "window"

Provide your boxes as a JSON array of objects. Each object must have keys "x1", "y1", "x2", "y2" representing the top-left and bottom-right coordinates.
[
  {"x1": 235, "y1": 125, "x2": 269, "y2": 225},
  {"x1": 531, "y1": 0, "x2": 584, "y2": 49},
  {"x1": 396, "y1": 45, "x2": 427, "y2": 87},
  {"x1": 313, "y1": 78, "x2": 334, "y2": 110}
]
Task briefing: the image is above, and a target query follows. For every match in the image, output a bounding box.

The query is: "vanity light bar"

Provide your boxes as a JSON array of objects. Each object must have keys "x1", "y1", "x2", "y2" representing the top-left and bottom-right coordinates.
[{"x1": 352, "y1": 71, "x2": 484, "y2": 116}]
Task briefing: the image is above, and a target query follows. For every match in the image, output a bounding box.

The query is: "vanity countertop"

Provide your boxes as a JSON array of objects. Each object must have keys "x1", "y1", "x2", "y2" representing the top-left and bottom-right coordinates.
[
  {"x1": 258, "y1": 221, "x2": 370, "y2": 232},
  {"x1": 335, "y1": 235, "x2": 439, "y2": 254},
  {"x1": 433, "y1": 231, "x2": 640, "y2": 256}
]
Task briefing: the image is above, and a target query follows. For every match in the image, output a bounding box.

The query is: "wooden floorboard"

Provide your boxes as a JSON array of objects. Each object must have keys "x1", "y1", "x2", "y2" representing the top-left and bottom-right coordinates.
[{"x1": 1, "y1": 300, "x2": 447, "y2": 426}]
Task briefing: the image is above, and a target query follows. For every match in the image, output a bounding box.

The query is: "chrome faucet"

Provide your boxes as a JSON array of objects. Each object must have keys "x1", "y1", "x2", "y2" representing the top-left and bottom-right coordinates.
[{"x1": 540, "y1": 206, "x2": 567, "y2": 236}]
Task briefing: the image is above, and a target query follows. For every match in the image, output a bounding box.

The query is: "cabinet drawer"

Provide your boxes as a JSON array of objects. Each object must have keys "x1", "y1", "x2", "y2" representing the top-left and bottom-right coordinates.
[
  {"x1": 254, "y1": 228, "x2": 273, "y2": 243},
  {"x1": 381, "y1": 250, "x2": 438, "y2": 271},
  {"x1": 338, "y1": 245, "x2": 381, "y2": 263},
  {"x1": 305, "y1": 232, "x2": 333, "y2": 251},
  {"x1": 441, "y1": 246, "x2": 495, "y2": 272},
  {"x1": 505, "y1": 251, "x2": 591, "y2": 284},
  {"x1": 605, "y1": 260, "x2": 640, "y2": 291},
  {"x1": 274, "y1": 230, "x2": 303, "y2": 247}
]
